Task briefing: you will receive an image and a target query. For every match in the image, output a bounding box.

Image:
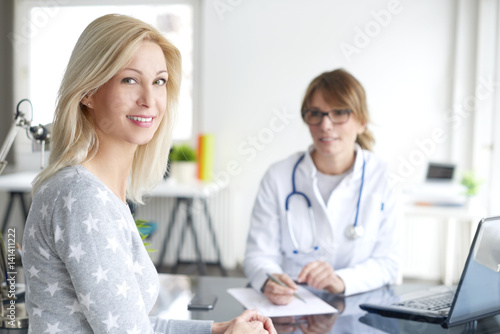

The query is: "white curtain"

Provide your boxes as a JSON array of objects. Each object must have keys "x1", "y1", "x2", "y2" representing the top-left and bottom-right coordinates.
[
  {"x1": 490, "y1": 1, "x2": 500, "y2": 216},
  {"x1": 450, "y1": 0, "x2": 500, "y2": 215}
]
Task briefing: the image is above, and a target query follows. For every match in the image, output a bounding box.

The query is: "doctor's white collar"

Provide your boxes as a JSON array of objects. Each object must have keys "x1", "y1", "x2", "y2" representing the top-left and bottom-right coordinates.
[{"x1": 304, "y1": 143, "x2": 365, "y2": 184}]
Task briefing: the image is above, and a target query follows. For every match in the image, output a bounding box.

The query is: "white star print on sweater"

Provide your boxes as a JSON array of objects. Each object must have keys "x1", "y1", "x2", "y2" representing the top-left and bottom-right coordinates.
[{"x1": 23, "y1": 165, "x2": 212, "y2": 333}]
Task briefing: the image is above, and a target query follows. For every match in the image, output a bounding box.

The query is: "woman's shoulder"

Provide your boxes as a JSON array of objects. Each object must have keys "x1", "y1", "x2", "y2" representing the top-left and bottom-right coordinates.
[
  {"x1": 362, "y1": 149, "x2": 387, "y2": 168},
  {"x1": 264, "y1": 151, "x2": 305, "y2": 178},
  {"x1": 268, "y1": 151, "x2": 305, "y2": 170},
  {"x1": 36, "y1": 165, "x2": 94, "y2": 193},
  {"x1": 34, "y1": 165, "x2": 111, "y2": 207},
  {"x1": 33, "y1": 165, "x2": 129, "y2": 223},
  {"x1": 360, "y1": 149, "x2": 392, "y2": 185}
]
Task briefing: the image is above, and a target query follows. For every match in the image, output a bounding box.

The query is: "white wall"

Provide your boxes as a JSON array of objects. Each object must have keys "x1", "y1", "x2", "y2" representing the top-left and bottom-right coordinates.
[{"x1": 200, "y1": 0, "x2": 456, "y2": 266}]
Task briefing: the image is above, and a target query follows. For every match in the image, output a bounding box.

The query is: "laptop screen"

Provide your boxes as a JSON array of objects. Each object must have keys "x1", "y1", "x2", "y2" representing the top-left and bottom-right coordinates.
[
  {"x1": 448, "y1": 217, "x2": 500, "y2": 325},
  {"x1": 426, "y1": 162, "x2": 455, "y2": 181}
]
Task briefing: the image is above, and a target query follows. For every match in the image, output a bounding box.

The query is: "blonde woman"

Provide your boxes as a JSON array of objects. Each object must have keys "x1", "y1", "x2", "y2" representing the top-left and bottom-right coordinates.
[
  {"x1": 244, "y1": 69, "x2": 400, "y2": 305},
  {"x1": 23, "y1": 14, "x2": 275, "y2": 334}
]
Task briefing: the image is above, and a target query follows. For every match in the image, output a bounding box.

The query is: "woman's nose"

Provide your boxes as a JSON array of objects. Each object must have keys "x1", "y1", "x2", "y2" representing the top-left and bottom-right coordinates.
[
  {"x1": 137, "y1": 86, "x2": 154, "y2": 108},
  {"x1": 319, "y1": 113, "x2": 334, "y2": 129}
]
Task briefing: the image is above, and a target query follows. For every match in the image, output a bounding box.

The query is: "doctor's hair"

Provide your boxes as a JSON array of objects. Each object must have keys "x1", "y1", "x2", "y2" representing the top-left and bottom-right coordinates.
[
  {"x1": 301, "y1": 68, "x2": 375, "y2": 151},
  {"x1": 32, "y1": 14, "x2": 182, "y2": 204}
]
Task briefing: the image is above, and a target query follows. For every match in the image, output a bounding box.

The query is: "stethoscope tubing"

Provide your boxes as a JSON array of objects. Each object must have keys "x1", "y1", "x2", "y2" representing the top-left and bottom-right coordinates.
[
  {"x1": 285, "y1": 150, "x2": 366, "y2": 254},
  {"x1": 285, "y1": 153, "x2": 310, "y2": 210},
  {"x1": 352, "y1": 156, "x2": 366, "y2": 228}
]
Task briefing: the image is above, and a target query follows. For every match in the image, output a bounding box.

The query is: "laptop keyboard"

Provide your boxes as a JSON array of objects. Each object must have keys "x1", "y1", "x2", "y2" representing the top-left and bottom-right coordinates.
[{"x1": 395, "y1": 291, "x2": 454, "y2": 312}]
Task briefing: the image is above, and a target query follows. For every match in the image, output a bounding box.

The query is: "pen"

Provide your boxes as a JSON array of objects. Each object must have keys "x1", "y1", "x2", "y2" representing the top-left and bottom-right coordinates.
[
  {"x1": 266, "y1": 273, "x2": 306, "y2": 303},
  {"x1": 294, "y1": 280, "x2": 308, "y2": 286}
]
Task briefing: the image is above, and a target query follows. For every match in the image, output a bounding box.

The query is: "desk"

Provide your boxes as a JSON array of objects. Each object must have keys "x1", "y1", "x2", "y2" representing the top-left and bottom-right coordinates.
[
  {"x1": 145, "y1": 180, "x2": 227, "y2": 276},
  {"x1": 0, "y1": 172, "x2": 37, "y2": 234},
  {"x1": 3, "y1": 274, "x2": 500, "y2": 333},
  {"x1": 150, "y1": 274, "x2": 500, "y2": 333}
]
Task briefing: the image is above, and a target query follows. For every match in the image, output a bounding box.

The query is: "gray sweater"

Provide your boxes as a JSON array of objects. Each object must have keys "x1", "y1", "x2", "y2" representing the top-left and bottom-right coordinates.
[{"x1": 23, "y1": 165, "x2": 212, "y2": 333}]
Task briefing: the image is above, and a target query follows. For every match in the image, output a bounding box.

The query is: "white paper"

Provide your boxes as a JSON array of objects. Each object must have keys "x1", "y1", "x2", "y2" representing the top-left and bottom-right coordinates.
[{"x1": 227, "y1": 287, "x2": 338, "y2": 317}]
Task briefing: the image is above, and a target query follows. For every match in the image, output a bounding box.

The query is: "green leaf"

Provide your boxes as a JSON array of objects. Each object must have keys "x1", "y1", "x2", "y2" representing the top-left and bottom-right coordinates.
[
  {"x1": 460, "y1": 170, "x2": 482, "y2": 197},
  {"x1": 169, "y1": 144, "x2": 197, "y2": 162},
  {"x1": 134, "y1": 216, "x2": 157, "y2": 255}
]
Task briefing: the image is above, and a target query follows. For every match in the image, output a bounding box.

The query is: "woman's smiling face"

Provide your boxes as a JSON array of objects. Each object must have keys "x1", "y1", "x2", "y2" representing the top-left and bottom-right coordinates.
[
  {"x1": 86, "y1": 41, "x2": 168, "y2": 148},
  {"x1": 307, "y1": 90, "x2": 365, "y2": 160}
]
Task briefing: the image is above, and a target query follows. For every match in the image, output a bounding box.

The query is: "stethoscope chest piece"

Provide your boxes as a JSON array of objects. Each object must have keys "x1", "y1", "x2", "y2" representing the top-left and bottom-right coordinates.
[{"x1": 345, "y1": 225, "x2": 364, "y2": 240}]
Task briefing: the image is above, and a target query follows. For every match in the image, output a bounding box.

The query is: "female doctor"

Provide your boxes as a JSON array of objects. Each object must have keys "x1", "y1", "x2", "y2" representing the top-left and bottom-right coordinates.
[{"x1": 243, "y1": 69, "x2": 400, "y2": 305}]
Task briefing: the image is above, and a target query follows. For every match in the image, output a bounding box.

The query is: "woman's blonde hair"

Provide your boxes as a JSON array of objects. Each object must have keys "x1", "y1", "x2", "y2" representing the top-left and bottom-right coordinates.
[
  {"x1": 33, "y1": 14, "x2": 182, "y2": 203},
  {"x1": 301, "y1": 68, "x2": 375, "y2": 151}
]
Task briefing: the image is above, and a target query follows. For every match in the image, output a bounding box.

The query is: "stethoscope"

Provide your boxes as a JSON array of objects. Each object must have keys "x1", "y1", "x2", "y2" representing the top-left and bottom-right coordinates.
[{"x1": 285, "y1": 151, "x2": 366, "y2": 254}]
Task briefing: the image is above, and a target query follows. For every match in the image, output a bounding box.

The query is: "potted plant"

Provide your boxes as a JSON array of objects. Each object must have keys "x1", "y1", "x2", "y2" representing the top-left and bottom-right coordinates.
[
  {"x1": 168, "y1": 144, "x2": 197, "y2": 183},
  {"x1": 460, "y1": 170, "x2": 482, "y2": 210},
  {"x1": 461, "y1": 170, "x2": 481, "y2": 197}
]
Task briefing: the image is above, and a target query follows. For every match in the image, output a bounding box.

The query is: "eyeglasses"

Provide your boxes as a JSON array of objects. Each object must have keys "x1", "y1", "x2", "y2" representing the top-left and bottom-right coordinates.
[{"x1": 301, "y1": 109, "x2": 353, "y2": 125}]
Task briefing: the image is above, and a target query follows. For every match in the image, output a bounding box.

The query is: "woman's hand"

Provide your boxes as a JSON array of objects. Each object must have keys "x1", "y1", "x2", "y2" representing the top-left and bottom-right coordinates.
[
  {"x1": 297, "y1": 261, "x2": 345, "y2": 293},
  {"x1": 263, "y1": 273, "x2": 298, "y2": 305},
  {"x1": 212, "y1": 309, "x2": 277, "y2": 334}
]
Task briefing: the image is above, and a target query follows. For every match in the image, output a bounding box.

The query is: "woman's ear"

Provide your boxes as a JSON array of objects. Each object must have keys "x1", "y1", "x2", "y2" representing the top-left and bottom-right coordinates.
[
  {"x1": 357, "y1": 122, "x2": 367, "y2": 135},
  {"x1": 81, "y1": 95, "x2": 94, "y2": 109}
]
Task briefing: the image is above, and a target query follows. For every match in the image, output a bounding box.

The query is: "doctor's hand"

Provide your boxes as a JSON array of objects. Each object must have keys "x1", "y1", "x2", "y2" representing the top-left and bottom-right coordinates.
[
  {"x1": 297, "y1": 261, "x2": 345, "y2": 294},
  {"x1": 212, "y1": 309, "x2": 277, "y2": 334},
  {"x1": 272, "y1": 314, "x2": 338, "y2": 334},
  {"x1": 298, "y1": 313, "x2": 339, "y2": 334},
  {"x1": 263, "y1": 273, "x2": 298, "y2": 305},
  {"x1": 271, "y1": 316, "x2": 298, "y2": 333}
]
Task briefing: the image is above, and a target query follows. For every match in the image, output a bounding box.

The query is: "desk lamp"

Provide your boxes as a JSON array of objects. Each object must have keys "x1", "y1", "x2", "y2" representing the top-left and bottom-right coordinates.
[
  {"x1": 0, "y1": 98, "x2": 50, "y2": 329},
  {"x1": 0, "y1": 99, "x2": 51, "y2": 175}
]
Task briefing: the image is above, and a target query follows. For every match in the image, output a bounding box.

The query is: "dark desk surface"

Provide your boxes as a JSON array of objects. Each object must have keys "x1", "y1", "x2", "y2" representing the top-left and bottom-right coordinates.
[
  {"x1": 151, "y1": 274, "x2": 500, "y2": 334},
  {"x1": 2, "y1": 274, "x2": 500, "y2": 333}
]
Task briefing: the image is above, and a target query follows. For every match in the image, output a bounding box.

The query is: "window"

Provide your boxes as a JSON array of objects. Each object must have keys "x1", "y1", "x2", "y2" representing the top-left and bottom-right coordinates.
[{"x1": 13, "y1": 0, "x2": 196, "y2": 140}]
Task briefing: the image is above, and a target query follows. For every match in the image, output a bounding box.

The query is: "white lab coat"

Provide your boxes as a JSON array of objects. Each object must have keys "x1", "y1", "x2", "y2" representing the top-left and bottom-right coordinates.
[{"x1": 243, "y1": 144, "x2": 401, "y2": 296}]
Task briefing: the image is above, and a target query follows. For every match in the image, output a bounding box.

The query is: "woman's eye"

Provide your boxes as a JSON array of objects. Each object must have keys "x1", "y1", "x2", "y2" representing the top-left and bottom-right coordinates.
[
  {"x1": 122, "y1": 77, "x2": 137, "y2": 84},
  {"x1": 154, "y1": 78, "x2": 167, "y2": 86},
  {"x1": 309, "y1": 110, "x2": 322, "y2": 117},
  {"x1": 334, "y1": 109, "x2": 349, "y2": 116}
]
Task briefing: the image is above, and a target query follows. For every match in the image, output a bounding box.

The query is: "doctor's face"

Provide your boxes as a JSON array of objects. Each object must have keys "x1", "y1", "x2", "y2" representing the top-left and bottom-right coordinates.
[{"x1": 307, "y1": 90, "x2": 365, "y2": 160}]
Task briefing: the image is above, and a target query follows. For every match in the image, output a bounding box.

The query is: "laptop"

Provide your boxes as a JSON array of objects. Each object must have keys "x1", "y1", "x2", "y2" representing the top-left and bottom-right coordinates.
[
  {"x1": 425, "y1": 162, "x2": 455, "y2": 182},
  {"x1": 360, "y1": 216, "x2": 500, "y2": 328}
]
